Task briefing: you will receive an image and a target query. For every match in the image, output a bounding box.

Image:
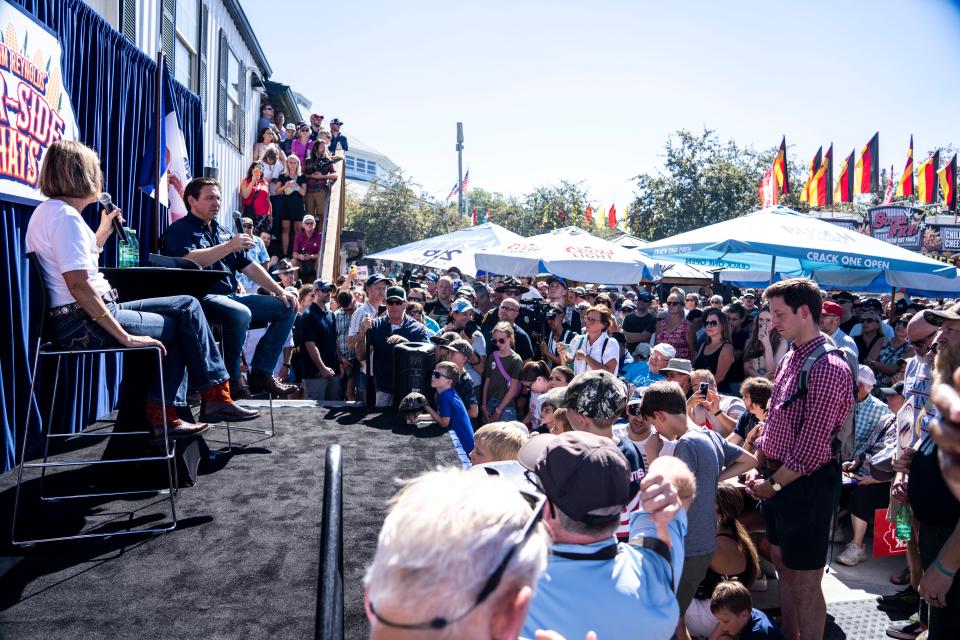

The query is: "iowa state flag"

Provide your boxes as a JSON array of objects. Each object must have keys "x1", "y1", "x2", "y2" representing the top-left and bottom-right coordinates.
[
  {"x1": 854, "y1": 132, "x2": 880, "y2": 195},
  {"x1": 800, "y1": 147, "x2": 823, "y2": 204},
  {"x1": 896, "y1": 136, "x2": 914, "y2": 197},
  {"x1": 938, "y1": 154, "x2": 957, "y2": 212},
  {"x1": 834, "y1": 149, "x2": 855, "y2": 203},
  {"x1": 918, "y1": 150, "x2": 940, "y2": 204}
]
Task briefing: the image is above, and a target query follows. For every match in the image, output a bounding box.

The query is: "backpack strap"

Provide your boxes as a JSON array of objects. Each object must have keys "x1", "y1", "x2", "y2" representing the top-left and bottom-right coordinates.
[
  {"x1": 628, "y1": 536, "x2": 675, "y2": 592},
  {"x1": 781, "y1": 343, "x2": 829, "y2": 410}
]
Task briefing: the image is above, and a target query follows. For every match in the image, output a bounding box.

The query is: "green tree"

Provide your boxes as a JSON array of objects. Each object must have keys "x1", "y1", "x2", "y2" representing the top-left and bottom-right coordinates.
[{"x1": 344, "y1": 171, "x2": 469, "y2": 253}]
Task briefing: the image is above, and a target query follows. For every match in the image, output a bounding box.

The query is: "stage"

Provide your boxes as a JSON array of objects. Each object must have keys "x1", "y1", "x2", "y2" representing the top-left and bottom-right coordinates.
[{"x1": 0, "y1": 404, "x2": 461, "y2": 639}]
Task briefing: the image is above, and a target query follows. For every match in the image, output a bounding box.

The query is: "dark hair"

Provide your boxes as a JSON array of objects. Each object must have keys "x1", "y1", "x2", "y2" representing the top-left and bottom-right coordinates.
[
  {"x1": 763, "y1": 278, "x2": 822, "y2": 324},
  {"x1": 724, "y1": 302, "x2": 745, "y2": 319},
  {"x1": 716, "y1": 484, "x2": 759, "y2": 589},
  {"x1": 519, "y1": 360, "x2": 550, "y2": 383},
  {"x1": 258, "y1": 127, "x2": 273, "y2": 143},
  {"x1": 550, "y1": 366, "x2": 574, "y2": 383},
  {"x1": 744, "y1": 305, "x2": 782, "y2": 359},
  {"x1": 740, "y1": 376, "x2": 772, "y2": 410},
  {"x1": 702, "y1": 307, "x2": 731, "y2": 343},
  {"x1": 710, "y1": 580, "x2": 752, "y2": 615},
  {"x1": 183, "y1": 177, "x2": 221, "y2": 213},
  {"x1": 336, "y1": 290, "x2": 353, "y2": 308},
  {"x1": 639, "y1": 381, "x2": 687, "y2": 418},
  {"x1": 245, "y1": 161, "x2": 264, "y2": 181}
]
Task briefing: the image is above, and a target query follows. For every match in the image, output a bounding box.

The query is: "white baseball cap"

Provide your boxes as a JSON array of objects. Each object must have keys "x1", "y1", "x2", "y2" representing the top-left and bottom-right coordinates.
[{"x1": 651, "y1": 343, "x2": 677, "y2": 359}]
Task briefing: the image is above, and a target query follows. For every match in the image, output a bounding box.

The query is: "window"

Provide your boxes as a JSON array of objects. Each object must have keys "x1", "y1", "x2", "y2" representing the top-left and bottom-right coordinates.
[
  {"x1": 355, "y1": 158, "x2": 366, "y2": 173},
  {"x1": 345, "y1": 156, "x2": 355, "y2": 171},
  {"x1": 225, "y1": 47, "x2": 240, "y2": 146},
  {"x1": 366, "y1": 161, "x2": 377, "y2": 176},
  {"x1": 173, "y1": 1, "x2": 199, "y2": 89}
]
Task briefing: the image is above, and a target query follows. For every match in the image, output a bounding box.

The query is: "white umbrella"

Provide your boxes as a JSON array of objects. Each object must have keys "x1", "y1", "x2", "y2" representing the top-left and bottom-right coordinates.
[
  {"x1": 367, "y1": 223, "x2": 523, "y2": 277},
  {"x1": 475, "y1": 226, "x2": 660, "y2": 283}
]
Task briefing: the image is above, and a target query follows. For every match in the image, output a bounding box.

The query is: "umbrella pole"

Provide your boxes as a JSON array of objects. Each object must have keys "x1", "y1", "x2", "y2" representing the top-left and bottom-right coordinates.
[{"x1": 769, "y1": 256, "x2": 777, "y2": 285}]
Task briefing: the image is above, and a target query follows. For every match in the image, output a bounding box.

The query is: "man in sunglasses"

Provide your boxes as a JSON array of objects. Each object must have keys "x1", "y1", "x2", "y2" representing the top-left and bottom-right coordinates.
[
  {"x1": 355, "y1": 286, "x2": 429, "y2": 407},
  {"x1": 519, "y1": 430, "x2": 695, "y2": 640},
  {"x1": 365, "y1": 467, "x2": 550, "y2": 639}
]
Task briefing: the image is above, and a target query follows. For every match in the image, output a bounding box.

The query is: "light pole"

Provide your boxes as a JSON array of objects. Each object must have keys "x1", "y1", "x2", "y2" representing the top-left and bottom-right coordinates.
[{"x1": 456, "y1": 122, "x2": 464, "y2": 216}]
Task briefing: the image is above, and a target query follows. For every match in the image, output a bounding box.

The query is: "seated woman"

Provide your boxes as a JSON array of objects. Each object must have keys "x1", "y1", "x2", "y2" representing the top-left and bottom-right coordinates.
[
  {"x1": 25, "y1": 140, "x2": 258, "y2": 438},
  {"x1": 685, "y1": 484, "x2": 761, "y2": 640}
]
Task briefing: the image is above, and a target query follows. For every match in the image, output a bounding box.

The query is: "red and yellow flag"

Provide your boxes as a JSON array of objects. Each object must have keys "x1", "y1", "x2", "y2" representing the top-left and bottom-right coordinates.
[
  {"x1": 773, "y1": 137, "x2": 788, "y2": 194},
  {"x1": 799, "y1": 147, "x2": 822, "y2": 204},
  {"x1": 807, "y1": 145, "x2": 833, "y2": 207},
  {"x1": 896, "y1": 136, "x2": 914, "y2": 198},
  {"x1": 834, "y1": 149, "x2": 855, "y2": 203},
  {"x1": 938, "y1": 154, "x2": 957, "y2": 212},
  {"x1": 854, "y1": 132, "x2": 880, "y2": 194},
  {"x1": 918, "y1": 150, "x2": 940, "y2": 204},
  {"x1": 607, "y1": 204, "x2": 617, "y2": 229},
  {"x1": 759, "y1": 137, "x2": 788, "y2": 206},
  {"x1": 584, "y1": 204, "x2": 593, "y2": 225}
]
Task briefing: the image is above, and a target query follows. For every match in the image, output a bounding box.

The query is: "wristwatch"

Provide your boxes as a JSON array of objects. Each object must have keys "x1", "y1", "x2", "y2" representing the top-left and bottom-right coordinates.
[{"x1": 770, "y1": 480, "x2": 783, "y2": 492}]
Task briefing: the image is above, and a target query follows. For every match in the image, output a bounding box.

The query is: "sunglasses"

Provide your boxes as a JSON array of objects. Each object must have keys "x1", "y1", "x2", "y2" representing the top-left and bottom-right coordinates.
[
  {"x1": 386, "y1": 299, "x2": 405, "y2": 306},
  {"x1": 369, "y1": 491, "x2": 545, "y2": 630},
  {"x1": 495, "y1": 338, "x2": 509, "y2": 345},
  {"x1": 627, "y1": 404, "x2": 643, "y2": 417},
  {"x1": 704, "y1": 320, "x2": 720, "y2": 327},
  {"x1": 861, "y1": 318, "x2": 878, "y2": 324},
  {"x1": 431, "y1": 370, "x2": 452, "y2": 380},
  {"x1": 408, "y1": 309, "x2": 423, "y2": 316},
  {"x1": 910, "y1": 331, "x2": 938, "y2": 349},
  {"x1": 667, "y1": 301, "x2": 682, "y2": 307}
]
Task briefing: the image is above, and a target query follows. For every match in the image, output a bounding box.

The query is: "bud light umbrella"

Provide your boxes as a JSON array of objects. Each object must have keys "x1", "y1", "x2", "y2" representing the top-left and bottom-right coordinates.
[
  {"x1": 367, "y1": 223, "x2": 524, "y2": 277},
  {"x1": 641, "y1": 205, "x2": 956, "y2": 285},
  {"x1": 475, "y1": 226, "x2": 659, "y2": 284}
]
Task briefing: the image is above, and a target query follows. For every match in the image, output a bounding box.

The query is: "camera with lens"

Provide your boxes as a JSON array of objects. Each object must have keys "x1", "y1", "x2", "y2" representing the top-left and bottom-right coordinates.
[{"x1": 306, "y1": 156, "x2": 335, "y2": 175}]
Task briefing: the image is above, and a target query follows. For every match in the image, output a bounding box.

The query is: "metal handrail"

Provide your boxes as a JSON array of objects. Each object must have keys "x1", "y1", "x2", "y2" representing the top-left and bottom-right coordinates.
[{"x1": 314, "y1": 444, "x2": 344, "y2": 640}]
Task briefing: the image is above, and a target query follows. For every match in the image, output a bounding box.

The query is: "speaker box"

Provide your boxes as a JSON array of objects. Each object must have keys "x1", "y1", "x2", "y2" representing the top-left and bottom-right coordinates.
[{"x1": 392, "y1": 341, "x2": 436, "y2": 411}]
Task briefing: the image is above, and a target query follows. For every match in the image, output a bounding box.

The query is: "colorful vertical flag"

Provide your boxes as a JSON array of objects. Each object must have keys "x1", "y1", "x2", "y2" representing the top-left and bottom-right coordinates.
[
  {"x1": 446, "y1": 181, "x2": 460, "y2": 200},
  {"x1": 584, "y1": 204, "x2": 594, "y2": 225},
  {"x1": 759, "y1": 166, "x2": 779, "y2": 206},
  {"x1": 461, "y1": 170, "x2": 470, "y2": 192},
  {"x1": 471, "y1": 207, "x2": 477, "y2": 225},
  {"x1": 854, "y1": 132, "x2": 880, "y2": 195},
  {"x1": 485, "y1": 208, "x2": 490, "y2": 223},
  {"x1": 807, "y1": 145, "x2": 833, "y2": 207},
  {"x1": 607, "y1": 204, "x2": 617, "y2": 229},
  {"x1": 917, "y1": 150, "x2": 940, "y2": 204},
  {"x1": 138, "y1": 65, "x2": 192, "y2": 222},
  {"x1": 938, "y1": 154, "x2": 957, "y2": 212},
  {"x1": 759, "y1": 137, "x2": 788, "y2": 205},
  {"x1": 800, "y1": 147, "x2": 823, "y2": 204},
  {"x1": 834, "y1": 149, "x2": 856, "y2": 203},
  {"x1": 896, "y1": 136, "x2": 914, "y2": 197}
]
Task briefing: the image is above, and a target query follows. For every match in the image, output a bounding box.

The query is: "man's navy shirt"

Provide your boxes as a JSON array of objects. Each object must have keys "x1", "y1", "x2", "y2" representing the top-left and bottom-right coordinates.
[
  {"x1": 299, "y1": 302, "x2": 340, "y2": 379},
  {"x1": 163, "y1": 212, "x2": 251, "y2": 295},
  {"x1": 368, "y1": 316, "x2": 429, "y2": 392}
]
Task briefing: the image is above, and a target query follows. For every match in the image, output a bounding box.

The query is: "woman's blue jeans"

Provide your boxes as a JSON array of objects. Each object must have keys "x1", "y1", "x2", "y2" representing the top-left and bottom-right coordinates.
[{"x1": 51, "y1": 295, "x2": 228, "y2": 406}]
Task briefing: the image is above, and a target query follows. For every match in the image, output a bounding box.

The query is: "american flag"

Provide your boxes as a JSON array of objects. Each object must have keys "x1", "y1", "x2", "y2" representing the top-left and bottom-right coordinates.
[{"x1": 445, "y1": 170, "x2": 470, "y2": 199}]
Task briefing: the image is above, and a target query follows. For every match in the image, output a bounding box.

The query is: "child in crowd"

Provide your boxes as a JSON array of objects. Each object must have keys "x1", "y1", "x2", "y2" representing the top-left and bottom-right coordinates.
[
  {"x1": 424, "y1": 361, "x2": 474, "y2": 454},
  {"x1": 445, "y1": 339, "x2": 479, "y2": 419},
  {"x1": 468, "y1": 421, "x2": 528, "y2": 465},
  {"x1": 538, "y1": 387, "x2": 567, "y2": 434},
  {"x1": 549, "y1": 366, "x2": 574, "y2": 387},
  {"x1": 551, "y1": 407, "x2": 573, "y2": 434},
  {"x1": 519, "y1": 360, "x2": 551, "y2": 429},
  {"x1": 709, "y1": 581, "x2": 784, "y2": 640}
]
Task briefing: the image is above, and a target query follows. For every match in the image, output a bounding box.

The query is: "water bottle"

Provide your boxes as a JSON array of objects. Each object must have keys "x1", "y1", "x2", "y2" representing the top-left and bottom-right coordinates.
[
  {"x1": 894, "y1": 502, "x2": 912, "y2": 541},
  {"x1": 118, "y1": 227, "x2": 140, "y2": 268}
]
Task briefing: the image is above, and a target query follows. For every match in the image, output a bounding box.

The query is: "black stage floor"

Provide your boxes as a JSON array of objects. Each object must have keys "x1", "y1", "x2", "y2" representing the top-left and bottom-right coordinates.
[{"x1": 0, "y1": 405, "x2": 460, "y2": 639}]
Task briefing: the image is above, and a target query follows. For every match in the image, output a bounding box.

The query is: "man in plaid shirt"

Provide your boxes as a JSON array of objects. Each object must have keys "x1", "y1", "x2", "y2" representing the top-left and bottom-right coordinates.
[{"x1": 747, "y1": 278, "x2": 854, "y2": 640}]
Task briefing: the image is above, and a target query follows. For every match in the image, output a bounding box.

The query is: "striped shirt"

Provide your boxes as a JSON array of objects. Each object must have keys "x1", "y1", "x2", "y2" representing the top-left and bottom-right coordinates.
[
  {"x1": 756, "y1": 335, "x2": 854, "y2": 475},
  {"x1": 334, "y1": 307, "x2": 353, "y2": 358}
]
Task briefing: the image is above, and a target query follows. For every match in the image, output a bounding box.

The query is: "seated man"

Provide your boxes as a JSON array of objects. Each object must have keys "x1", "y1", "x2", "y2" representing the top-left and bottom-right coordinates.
[
  {"x1": 687, "y1": 369, "x2": 747, "y2": 436},
  {"x1": 364, "y1": 467, "x2": 550, "y2": 640},
  {"x1": 162, "y1": 177, "x2": 298, "y2": 399},
  {"x1": 355, "y1": 286, "x2": 429, "y2": 407},
  {"x1": 520, "y1": 433, "x2": 694, "y2": 640}
]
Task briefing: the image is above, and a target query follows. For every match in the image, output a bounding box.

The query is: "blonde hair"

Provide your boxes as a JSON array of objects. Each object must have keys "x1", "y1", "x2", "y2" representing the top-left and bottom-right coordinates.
[
  {"x1": 552, "y1": 407, "x2": 573, "y2": 433},
  {"x1": 492, "y1": 321, "x2": 515, "y2": 347},
  {"x1": 473, "y1": 421, "x2": 528, "y2": 461},
  {"x1": 39, "y1": 140, "x2": 102, "y2": 199},
  {"x1": 284, "y1": 153, "x2": 301, "y2": 176}
]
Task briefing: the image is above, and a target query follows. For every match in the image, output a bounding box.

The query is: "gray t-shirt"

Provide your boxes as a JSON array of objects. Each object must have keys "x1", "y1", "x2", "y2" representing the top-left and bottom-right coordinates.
[{"x1": 673, "y1": 427, "x2": 744, "y2": 556}]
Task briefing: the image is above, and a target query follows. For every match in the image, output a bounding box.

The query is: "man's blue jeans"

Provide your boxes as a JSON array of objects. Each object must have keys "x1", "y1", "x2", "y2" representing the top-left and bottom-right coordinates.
[
  {"x1": 201, "y1": 293, "x2": 296, "y2": 380},
  {"x1": 50, "y1": 295, "x2": 228, "y2": 406}
]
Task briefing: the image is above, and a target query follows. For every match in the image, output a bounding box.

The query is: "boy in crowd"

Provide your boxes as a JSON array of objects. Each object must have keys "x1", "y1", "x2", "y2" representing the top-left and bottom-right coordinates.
[
  {"x1": 423, "y1": 361, "x2": 474, "y2": 454},
  {"x1": 468, "y1": 421, "x2": 528, "y2": 465},
  {"x1": 710, "y1": 581, "x2": 785, "y2": 640},
  {"x1": 445, "y1": 339, "x2": 480, "y2": 419}
]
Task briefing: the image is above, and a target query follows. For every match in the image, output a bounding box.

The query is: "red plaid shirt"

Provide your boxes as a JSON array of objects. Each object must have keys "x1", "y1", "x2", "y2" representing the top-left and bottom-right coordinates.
[{"x1": 756, "y1": 335, "x2": 854, "y2": 475}]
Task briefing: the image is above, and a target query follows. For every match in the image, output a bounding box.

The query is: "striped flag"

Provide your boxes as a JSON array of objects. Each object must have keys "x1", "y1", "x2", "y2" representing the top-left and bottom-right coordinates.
[
  {"x1": 807, "y1": 145, "x2": 833, "y2": 207},
  {"x1": 834, "y1": 149, "x2": 856, "y2": 203},
  {"x1": 854, "y1": 132, "x2": 880, "y2": 194},
  {"x1": 461, "y1": 170, "x2": 470, "y2": 192},
  {"x1": 800, "y1": 147, "x2": 822, "y2": 204},
  {"x1": 607, "y1": 204, "x2": 617, "y2": 229},
  {"x1": 883, "y1": 165, "x2": 895, "y2": 204},
  {"x1": 896, "y1": 136, "x2": 914, "y2": 197},
  {"x1": 918, "y1": 150, "x2": 940, "y2": 204},
  {"x1": 485, "y1": 208, "x2": 490, "y2": 223},
  {"x1": 584, "y1": 204, "x2": 594, "y2": 225},
  {"x1": 938, "y1": 154, "x2": 957, "y2": 212},
  {"x1": 446, "y1": 180, "x2": 460, "y2": 200},
  {"x1": 759, "y1": 137, "x2": 788, "y2": 205}
]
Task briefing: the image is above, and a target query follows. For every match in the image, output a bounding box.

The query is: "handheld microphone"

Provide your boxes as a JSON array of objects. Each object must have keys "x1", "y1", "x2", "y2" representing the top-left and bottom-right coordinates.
[
  {"x1": 233, "y1": 211, "x2": 244, "y2": 235},
  {"x1": 97, "y1": 192, "x2": 128, "y2": 245}
]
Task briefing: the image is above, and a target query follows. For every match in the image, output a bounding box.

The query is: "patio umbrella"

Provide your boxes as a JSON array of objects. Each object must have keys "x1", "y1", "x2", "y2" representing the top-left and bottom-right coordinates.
[
  {"x1": 642, "y1": 205, "x2": 956, "y2": 284},
  {"x1": 475, "y1": 226, "x2": 660, "y2": 284},
  {"x1": 367, "y1": 222, "x2": 523, "y2": 277}
]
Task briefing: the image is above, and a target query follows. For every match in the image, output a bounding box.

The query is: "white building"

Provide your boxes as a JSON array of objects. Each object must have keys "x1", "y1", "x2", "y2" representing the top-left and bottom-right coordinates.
[{"x1": 82, "y1": 0, "x2": 303, "y2": 225}]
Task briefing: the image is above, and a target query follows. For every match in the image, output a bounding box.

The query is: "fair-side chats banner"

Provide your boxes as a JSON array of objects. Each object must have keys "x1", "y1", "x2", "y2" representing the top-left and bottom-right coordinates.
[{"x1": 0, "y1": 1, "x2": 78, "y2": 204}]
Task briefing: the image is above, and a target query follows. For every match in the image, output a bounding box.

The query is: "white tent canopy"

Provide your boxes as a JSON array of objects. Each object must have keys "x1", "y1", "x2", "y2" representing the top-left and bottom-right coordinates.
[
  {"x1": 367, "y1": 223, "x2": 523, "y2": 277},
  {"x1": 475, "y1": 226, "x2": 660, "y2": 284}
]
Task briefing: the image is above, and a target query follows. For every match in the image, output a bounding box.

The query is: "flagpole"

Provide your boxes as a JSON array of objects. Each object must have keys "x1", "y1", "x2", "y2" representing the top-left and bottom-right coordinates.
[
  {"x1": 456, "y1": 122, "x2": 464, "y2": 216},
  {"x1": 153, "y1": 50, "x2": 164, "y2": 253}
]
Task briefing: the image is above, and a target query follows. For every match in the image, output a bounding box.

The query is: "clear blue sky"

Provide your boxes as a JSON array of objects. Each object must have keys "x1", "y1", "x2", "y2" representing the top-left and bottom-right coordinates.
[{"x1": 239, "y1": 0, "x2": 960, "y2": 212}]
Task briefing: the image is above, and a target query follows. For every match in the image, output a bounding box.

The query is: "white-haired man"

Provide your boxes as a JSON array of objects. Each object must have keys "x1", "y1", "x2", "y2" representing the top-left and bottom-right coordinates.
[{"x1": 364, "y1": 467, "x2": 549, "y2": 640}]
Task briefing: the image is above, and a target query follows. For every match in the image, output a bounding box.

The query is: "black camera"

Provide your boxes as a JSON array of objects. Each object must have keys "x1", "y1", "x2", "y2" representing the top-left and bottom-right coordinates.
[{"x1": 306, "y1": 157, "x2": 334, "y2": 175}]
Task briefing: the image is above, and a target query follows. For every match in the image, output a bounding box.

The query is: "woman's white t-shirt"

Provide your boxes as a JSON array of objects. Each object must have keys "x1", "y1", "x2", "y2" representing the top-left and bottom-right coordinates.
[
  {"x1": 567, "y1": 332, "x2": 620, "y2": 376},
  {"x1": 25, "y1": 199, "x2": 112, "y2": 307}
]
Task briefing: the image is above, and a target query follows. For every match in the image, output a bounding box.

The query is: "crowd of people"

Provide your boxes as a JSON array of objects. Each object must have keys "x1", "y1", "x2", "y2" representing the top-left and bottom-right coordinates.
[{"x1": 27, "y1": 135, "x2": 960, "y2": 640}]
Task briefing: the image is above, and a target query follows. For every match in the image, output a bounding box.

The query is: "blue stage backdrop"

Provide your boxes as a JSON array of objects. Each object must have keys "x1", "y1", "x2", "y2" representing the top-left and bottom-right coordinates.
[{"x1": 0, "y1": 0, "x2": 204, "y2": 472}]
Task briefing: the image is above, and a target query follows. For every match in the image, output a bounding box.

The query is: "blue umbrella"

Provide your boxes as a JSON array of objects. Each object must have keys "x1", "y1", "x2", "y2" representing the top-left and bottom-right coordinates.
[{"x1": 642, "y1": 205, "x2": 956, "y2": 284}]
